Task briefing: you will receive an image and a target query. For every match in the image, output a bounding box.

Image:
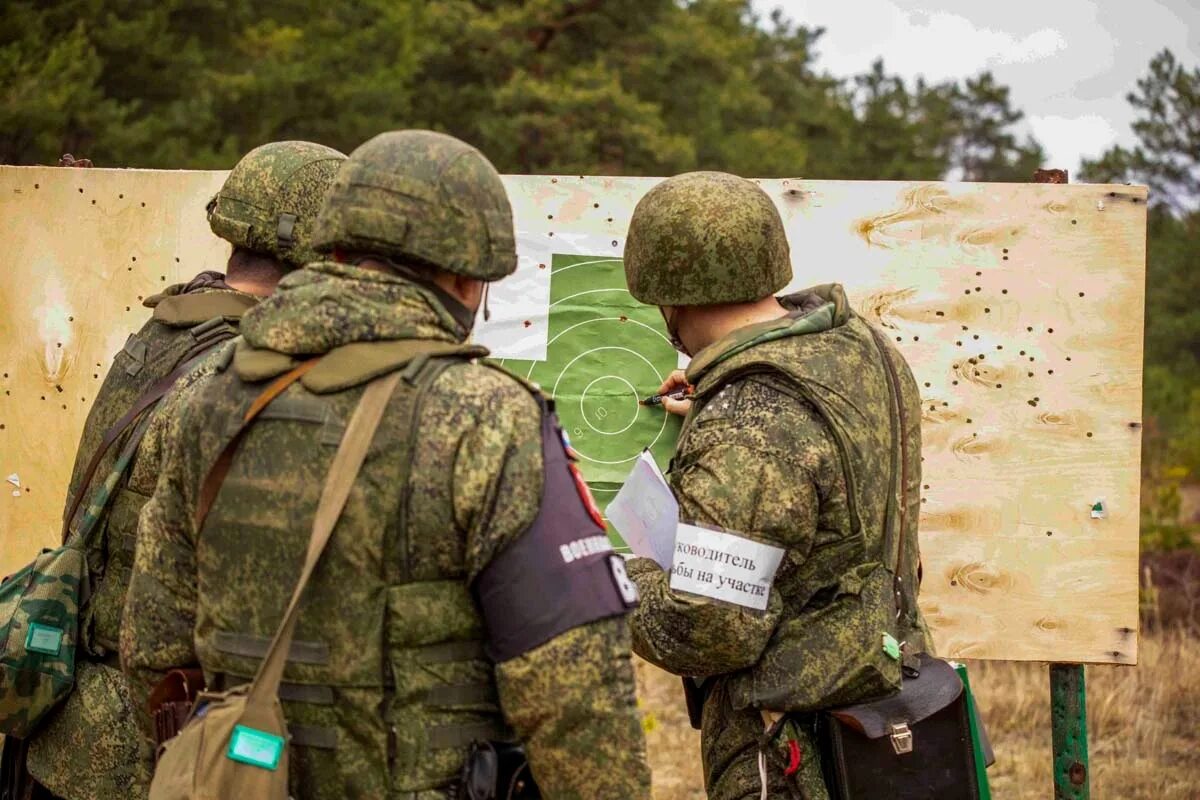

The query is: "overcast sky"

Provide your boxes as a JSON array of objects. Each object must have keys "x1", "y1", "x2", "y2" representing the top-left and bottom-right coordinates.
[{"x1": 752, "y1": 0, "x2": 1199, "y2": 176}]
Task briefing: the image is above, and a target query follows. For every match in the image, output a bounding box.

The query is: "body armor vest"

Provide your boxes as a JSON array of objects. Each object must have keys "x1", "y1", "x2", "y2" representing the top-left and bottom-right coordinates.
[
  {"x1": 195, "y1": 354, "x2": 512, "y2": 799},
  {"x1": 683, "y1": 314, "x2": 927, "y2": 712}
]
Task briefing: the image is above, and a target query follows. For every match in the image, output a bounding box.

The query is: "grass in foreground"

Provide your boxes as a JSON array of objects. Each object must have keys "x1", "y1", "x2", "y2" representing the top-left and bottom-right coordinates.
[{"x1": 637, "y1": 630, "x2": 1200, "y2": 799}]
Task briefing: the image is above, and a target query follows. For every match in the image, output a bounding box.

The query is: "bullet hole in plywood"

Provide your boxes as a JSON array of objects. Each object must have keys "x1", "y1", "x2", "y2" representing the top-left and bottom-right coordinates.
[
  {"x1": 1027, "y1": 326, "x2": 1034, "y2": 332},
  {"x1": 34, "y1": 183, "x2": 39, "y2": 189},
  {"x1": 1046, "y1": 530, "x2": 1053, "y2": 536},
  {"x1": 523, "y1": 320, "x2": 532, "y2": 328},
  {"x1": 924, "y1": 382, "x2": 931, "y2": 388},
  {"x1": 1066, "y1": 356, "x2": 1072, "y2": 362},
  {"x1": 974, "y1": 287, "x2": 982, "y2": 292},
  {"x1": 962, "y1": 325, "x2": 969, "y2": 331},
  {"x1": 1087, "y1": 432, "x2": 1093, "y2": 438},
  {"x1": 952, "y1": 380, "x2": 959, "y2": 385},
  {"x1": 936, "y1": 310, "x2": 945, "y2": 316},
  {"x1": 91, "y1": 200, "x2": 96, "y2": 205},
  {"x1": 548, "y1": 232, "x2": 554, "y2": 238},
  {"x1": 956, "y1": 341, "x2": 962, "y2": 346},
  {"x1": 55, "y1": 384, "x2": 62, "y2": 393},
  {"x1": 913, "y1": 336, "x2": 919, "y2": 342},
  {"x1": 174, "y1": 257, "x2": 180, "y2": 263},
  {"x1": 118, "y1": 193, "x2": 124, "y2": 199},
  {"x1": 550, "y1": 178, "x2": 557, "y2": 184},
  {"x1": 1071, "y1": 219, "x2": 1077, "y2": 225},
  {"x1": 1048, "y1": 328, "x2": 1054, "y2": 334},
  {"x1": 1003, "y1": 256, "x2": 1009, "y2": 261},
  {"x1": 1003, "y1": 248, "x2": 1009, "y2": 253},
  {"x1": 607, "y1": 217, "x2": 613, "y2": 223},
  {"x1": 140, "y1": 202, "x2": 146, "y2": 208},
  {"x1": 984, "y1": 307, "x2": 991, "y2": 314},
  {"x1": 976, "y1": 271, "x2": 982, "y2": 277},
  {"x1": 1002, "y1": 289, "x2": 1008, "y2": 294},
  {"x1": 547, "y1": 214, "x2": 553, "y2": 220},
  {"x1": 973, "y1": 334, "x2": 980, "y2": 340},
  {"x1": 78, "y1": 188, "x2": 83, "y2": 194},
  {"x1": 1078, "y1": 292, "x2": 1085, "y2": 297},
  {"x1": 593, "y1": 203, "x2": 600, "y2": 209},
  {"x1": 964, "y1": 289, "x2": 971, "y2": 295}
]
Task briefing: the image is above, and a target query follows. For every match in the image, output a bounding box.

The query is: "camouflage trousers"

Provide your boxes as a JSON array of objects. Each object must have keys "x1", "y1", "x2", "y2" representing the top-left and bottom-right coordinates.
[
  {"x1": 701, "y1": 678, "x2": 830, "y2": 800},
  {"x1": 25, "y1": 661, "x2": 148, "y2": 800}
]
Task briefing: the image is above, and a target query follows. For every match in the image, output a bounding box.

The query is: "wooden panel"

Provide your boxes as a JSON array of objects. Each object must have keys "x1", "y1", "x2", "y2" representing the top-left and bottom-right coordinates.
[
  {"x1": 0, "y1": 167, "x2": 1146, "y2": 664},
  {"x1": 0, "y1": 167, "x2": 229, "y2": 573}
]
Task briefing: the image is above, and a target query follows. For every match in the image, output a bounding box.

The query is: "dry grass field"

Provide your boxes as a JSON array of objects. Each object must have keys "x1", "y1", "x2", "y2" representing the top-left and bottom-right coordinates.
[{"x1": 638, "y1": 629, "x2": 1200, "y2": 799}]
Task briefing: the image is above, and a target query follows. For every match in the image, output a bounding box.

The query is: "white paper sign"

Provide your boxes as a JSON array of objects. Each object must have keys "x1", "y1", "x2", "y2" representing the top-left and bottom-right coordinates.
[
  {"x1": 606, "y1": 451, "x2": 678, "y2": 569},
  {"x1": 669, "y1": 523, "x2": 786, "y2": 611}
]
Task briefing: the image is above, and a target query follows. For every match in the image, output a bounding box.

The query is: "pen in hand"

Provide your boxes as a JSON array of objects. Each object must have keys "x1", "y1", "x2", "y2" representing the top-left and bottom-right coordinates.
[{"x1": 639, "y1": 387, "x2": 693, "y2": 406}]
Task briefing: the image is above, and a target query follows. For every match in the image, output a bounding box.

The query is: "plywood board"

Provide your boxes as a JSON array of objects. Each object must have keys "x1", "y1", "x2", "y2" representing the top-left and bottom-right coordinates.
[{"x1": 0, "y1": 166, "x2": 1147, "y2": 664}]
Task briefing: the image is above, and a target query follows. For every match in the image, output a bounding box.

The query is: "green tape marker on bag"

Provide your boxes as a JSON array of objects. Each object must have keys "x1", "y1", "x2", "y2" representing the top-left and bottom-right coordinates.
[
  {"x1": 882, "y1": 632, "x2": 901, "y2": 661},
  {"x1": 25, "y1": 622, "x2": 64, "y2": 656},
  {"x1": 227, "y1": 724, "x2": 285, "y2": 770}
]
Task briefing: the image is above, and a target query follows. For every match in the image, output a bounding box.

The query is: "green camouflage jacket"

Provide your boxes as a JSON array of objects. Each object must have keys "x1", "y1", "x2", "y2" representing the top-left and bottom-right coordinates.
[
  {"x1": 121, "y1": 262, "x2": 651, "y2": 800},
  {"x1": 628, "y1": 285, "x2": 929, "y2": 800},
  {"x1": 27, "y1": 275, "x2": 257, "y2": 800}
]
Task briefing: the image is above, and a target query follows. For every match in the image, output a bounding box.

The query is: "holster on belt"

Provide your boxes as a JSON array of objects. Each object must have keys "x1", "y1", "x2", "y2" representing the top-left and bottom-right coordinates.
[
  {"x1": 457, "y1": 741, "x2": 540, "y2": 800},
  {"x1": 147, "y1": 668, "x2": 205, "y2": 755}
]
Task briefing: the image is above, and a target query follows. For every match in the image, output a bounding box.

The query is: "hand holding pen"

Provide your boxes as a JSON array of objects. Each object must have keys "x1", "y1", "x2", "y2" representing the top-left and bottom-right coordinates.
[{"x1": 639, "y1": 369, "x2": 693, "y2": 417}]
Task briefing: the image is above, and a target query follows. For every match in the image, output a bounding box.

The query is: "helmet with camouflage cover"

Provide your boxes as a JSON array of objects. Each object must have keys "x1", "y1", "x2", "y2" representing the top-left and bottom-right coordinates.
[
  {"x1": 623, "y1": 171, "x2": 791, "y2": 306},
  {"x1": 208, "y1": 141, "x2": 346, "y2": 269},
  {"x1": 312, "y1": 130, "x2": 517, "y2": 281}
]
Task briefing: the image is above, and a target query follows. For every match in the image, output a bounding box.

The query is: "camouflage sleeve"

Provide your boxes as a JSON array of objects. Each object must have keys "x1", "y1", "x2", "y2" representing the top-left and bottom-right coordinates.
[
  {"x1": 494, "y1": 618, "x2": 651, "y2": 800},
  {"x1": 628, "y1": 441, "x2": 818, "y2": 676},
  {"x1": 450, "y1": 372, "x2": 651, "y2": 800},
  {"x1": 119, "y1": 378, "x2": 208, "y2": 738}
]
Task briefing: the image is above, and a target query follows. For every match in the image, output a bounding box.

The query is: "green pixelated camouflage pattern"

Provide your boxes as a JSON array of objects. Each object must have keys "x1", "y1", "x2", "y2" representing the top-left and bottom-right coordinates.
[
  {"x1": 26, "y1": 661, "x2": 150, "y2": 799},
  {"x1": 312, "y1": 130, "x2": 518, "y2": 281},
  {"x1": 30, "y1": 284, "x2": 256, "y2": 800},
  {"x1": 209, "y1": 141, "x2": 346, "y2": 268},
  {"x1": 629, "y1": 285, "x2": 928, "y2": 800},
  {"x1": 0, "y1": 543, "x2": 82, "y2": 739},
  {"x1": 123, "y1": 265, "x2": 650, "y2": 800},
  {"x1": 623, "y1": 171, "x2": 791, "y2": 306},
  {"x1": 239, "y1": 261, "x2": 468, "y2": 353}
]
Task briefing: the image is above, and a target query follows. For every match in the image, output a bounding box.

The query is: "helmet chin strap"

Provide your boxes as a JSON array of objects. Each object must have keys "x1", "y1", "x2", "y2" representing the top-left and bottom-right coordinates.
[
  {"x1": 482, "y1": 282, "x2": 492, "y2": 322},
  {"x1": 662, "y1": 306, "x2": 690, "y2": 357}
]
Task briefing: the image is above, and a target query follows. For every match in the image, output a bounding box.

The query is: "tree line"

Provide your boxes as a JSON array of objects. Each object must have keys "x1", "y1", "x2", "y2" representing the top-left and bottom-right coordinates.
[{"x1": 2, "y1": 1, "x2": 1196, "y2": 544}]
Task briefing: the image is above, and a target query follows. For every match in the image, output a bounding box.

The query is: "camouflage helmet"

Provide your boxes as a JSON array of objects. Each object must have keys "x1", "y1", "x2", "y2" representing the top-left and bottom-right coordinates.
[
  {"x1": 208, "y1": 141, "x2": 346, "y2": 269},
  {"x1": 312, "y1": 130, "x2": 517, "y2": 281},
  {"x1": 623, "y1": 171, "x2": 791, "y2": 306}
]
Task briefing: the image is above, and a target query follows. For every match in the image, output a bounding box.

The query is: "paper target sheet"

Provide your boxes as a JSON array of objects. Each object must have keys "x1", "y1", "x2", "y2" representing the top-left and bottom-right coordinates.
[{"x1": 499, "y1": 253, "x2": 682, "y2": 549}]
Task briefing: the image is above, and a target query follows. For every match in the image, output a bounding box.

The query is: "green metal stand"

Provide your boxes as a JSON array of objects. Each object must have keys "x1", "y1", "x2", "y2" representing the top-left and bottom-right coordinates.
[
  {"x1": 953, "y1": 663, "x2": 992, "y2": 799},
  {"x1": 1050, "y1": 664, "x2": 1090, "y2": 799}
]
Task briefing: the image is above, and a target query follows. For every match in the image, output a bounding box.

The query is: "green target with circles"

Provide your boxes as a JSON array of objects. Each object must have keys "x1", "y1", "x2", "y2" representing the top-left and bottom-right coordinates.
[{"x1": 501, "y1": 253, "x2": 682, "y2": 548}]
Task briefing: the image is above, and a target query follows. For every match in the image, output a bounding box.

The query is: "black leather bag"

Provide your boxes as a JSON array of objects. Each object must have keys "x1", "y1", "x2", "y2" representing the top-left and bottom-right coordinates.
[{"x1": 823, "y1": 654, "x2": 981, "y2": 800}]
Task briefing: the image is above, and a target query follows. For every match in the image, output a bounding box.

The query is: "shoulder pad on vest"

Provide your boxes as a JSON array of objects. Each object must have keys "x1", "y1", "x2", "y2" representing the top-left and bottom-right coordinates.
[
  {"x1": 151, "y1": 291, "x2": 258, "y2": 328},
  {"x1": 231, "y1": 338, "x2": 488, "y2": 393}
]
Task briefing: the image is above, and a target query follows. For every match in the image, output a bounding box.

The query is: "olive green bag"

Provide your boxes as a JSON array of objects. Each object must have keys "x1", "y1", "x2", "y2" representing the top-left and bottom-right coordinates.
[{"x1": 149, "y1": 369, "x2": 400, "y2": 800}]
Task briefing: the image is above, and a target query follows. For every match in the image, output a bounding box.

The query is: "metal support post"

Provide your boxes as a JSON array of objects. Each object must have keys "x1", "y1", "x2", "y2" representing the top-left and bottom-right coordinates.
[{"x1": 1049, "y1": 663, "x2": 1090, "y2": 799}]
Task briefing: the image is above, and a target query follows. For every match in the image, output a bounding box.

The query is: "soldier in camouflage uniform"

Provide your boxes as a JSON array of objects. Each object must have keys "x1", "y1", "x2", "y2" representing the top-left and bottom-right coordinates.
[
  {"x1": 121, "y1": 130, "x2": 652, "y2": 800},
  {"x1": 622, "y1": 172, "x2": 930, "y2": 800},
  {"x1": 18, "y1": 141, "x2": 345, "y2": 800}
]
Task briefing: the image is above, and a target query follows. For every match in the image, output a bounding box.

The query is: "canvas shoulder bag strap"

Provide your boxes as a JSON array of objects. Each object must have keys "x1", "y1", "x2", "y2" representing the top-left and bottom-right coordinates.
[
  {"x1": 866, "y1": 326, "x2": 910, "y2": 625},
  {"x1": 242, "y1": 371, "x2": 403, "y2": 712},
  {"x1": 63, "y1": 325, "x2": 238, "y2": 541}
]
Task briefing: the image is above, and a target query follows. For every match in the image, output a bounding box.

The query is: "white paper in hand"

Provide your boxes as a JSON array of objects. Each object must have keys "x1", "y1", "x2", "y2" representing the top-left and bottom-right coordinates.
[
  {"x1": 606, "y1": 450, "x2": 677, "y2": 569},
  {"x1": 669, "y1": 523, "x2": 785, "y2": 611}
]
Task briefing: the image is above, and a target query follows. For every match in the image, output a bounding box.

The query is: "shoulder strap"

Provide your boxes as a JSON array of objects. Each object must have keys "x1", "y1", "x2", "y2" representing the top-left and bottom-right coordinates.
[
  {"x1": 62, "y1": 326, "x2": 237, "y2": 541},
  {"x1": 866, "y1": 327, "x2": 910, "y2": 623},
  {"x1": 243, "y1": 371, "x2": 403, "y2": 710}
]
